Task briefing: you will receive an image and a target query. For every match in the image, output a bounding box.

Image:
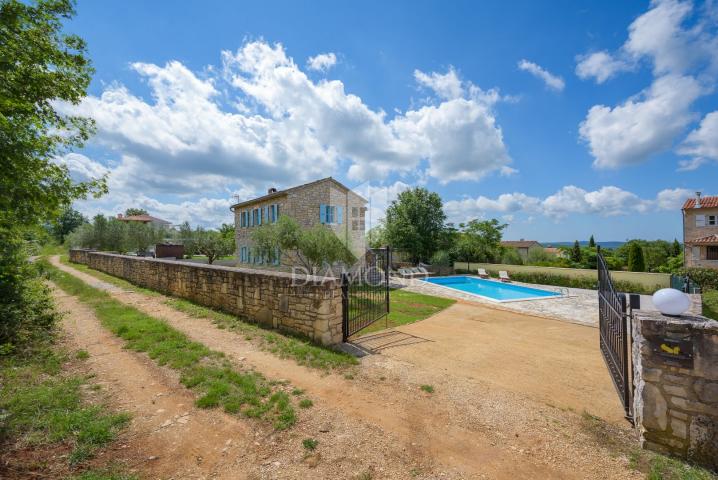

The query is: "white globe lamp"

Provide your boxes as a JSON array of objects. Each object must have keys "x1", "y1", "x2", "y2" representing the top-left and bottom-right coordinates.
[{"x1": 652, "y1": 288, "x2": 691, "y2": 316}]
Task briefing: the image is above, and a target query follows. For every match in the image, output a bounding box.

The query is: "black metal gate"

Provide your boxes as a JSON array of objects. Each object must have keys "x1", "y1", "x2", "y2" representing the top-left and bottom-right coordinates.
[
  {"x1": 597, "y1": 252, "x2": 634, "y2": 423},
  {"x1": 341, "y1": 247, "x2": 391, "y2": 341}
]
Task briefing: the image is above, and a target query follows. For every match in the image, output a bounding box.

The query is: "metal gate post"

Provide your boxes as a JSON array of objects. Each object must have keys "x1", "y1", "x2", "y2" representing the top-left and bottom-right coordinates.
[
  {"x1": 341, "y1": 273, "x2": 349, "y2": 342},
  {"x1": 385, "y1": 247, "x2": 390, "y2": 314}
]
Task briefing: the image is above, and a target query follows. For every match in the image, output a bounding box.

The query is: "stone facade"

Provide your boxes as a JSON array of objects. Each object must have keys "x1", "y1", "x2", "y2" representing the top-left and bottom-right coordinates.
[
  {"x1": 232, "y1": 178, "x2": 367, "y2": 272},
  {"x1": 69, "y1": 250, "x2": 344, "y2": 345},
  {"x1": 632, "y1": 310, "x2": 718, "y2": 469},
  {"x1": 682, "y1": 195, "x2": 718, "y2": 270}
]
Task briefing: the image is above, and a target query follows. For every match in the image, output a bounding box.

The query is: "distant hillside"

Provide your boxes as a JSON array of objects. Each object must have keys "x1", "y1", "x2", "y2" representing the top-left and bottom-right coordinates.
[{"x1": 543, "y1": 241, "x2": 625, "y2": 249}]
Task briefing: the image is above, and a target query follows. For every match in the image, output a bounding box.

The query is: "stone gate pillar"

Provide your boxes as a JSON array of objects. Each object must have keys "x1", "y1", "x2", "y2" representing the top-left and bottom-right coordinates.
[{"x1": 632, "y1": 310, "x2": 718, "y2": 470}]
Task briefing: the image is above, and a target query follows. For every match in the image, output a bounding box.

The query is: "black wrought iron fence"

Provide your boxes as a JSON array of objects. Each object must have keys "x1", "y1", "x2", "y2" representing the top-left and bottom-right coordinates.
[
  {"x1": 341, "y1": 248, "x2": 391, "y2": 341},
  {"x1": 598, "y1": 252, "x2": 634, "y2": 423}
]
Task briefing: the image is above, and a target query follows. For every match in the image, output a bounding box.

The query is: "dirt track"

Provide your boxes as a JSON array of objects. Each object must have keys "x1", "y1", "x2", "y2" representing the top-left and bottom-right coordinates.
[{"x1": 51, "y1": 256, "x2": 642, "y2": 479}]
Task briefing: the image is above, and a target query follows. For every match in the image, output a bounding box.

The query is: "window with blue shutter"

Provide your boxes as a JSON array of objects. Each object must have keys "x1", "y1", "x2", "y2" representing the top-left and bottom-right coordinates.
[
  {"x1": 258, "y1": 207, "x2": 262, "y2": 225},
  {"x1": 337, "y1": 206, "x2": 343, "y2": 224},
  {"x1": 319, "y1": 204, "x2": 326, "y2": 224}
]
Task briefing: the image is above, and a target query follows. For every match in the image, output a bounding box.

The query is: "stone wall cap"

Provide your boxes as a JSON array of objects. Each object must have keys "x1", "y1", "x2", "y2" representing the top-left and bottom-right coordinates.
[
  {"x1": 634, "y1": 310, "x2": 718, "y2": 330},
  {"x1": 72, "y1": 250, "x2": 339, "y2": 285}
]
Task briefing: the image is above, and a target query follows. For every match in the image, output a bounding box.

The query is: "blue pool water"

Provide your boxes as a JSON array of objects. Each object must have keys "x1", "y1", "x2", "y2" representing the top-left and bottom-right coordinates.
[{"x1": 422, "y1": 276, "x2": 560, "y2": 302}]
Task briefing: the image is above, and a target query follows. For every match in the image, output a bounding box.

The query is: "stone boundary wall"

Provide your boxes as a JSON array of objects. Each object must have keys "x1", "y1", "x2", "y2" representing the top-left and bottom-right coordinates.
[
  {"x1": 632, "y1": 311, "x2": 718, "y2": 470},
  {"x1": 462, "y1": 263, "x2": 670, "y2": 291},
  {"x1": 69, "y1": 250, "x2": 344, "y2": 345}
]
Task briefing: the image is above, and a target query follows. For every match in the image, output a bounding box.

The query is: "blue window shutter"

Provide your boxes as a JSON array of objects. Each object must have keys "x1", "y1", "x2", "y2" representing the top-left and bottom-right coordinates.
[
  {"x1": 337, "y1": 206, "x2": 343, "y2": 224},
  {"x1": 249, "y1": 210, "x2": 253, "y2": 227},
  {"x1": 319, "y1": 204, "x2": 326, "y2": 224}
]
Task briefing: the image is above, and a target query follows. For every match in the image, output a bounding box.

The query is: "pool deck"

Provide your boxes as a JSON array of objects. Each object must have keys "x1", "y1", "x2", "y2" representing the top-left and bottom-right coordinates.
[{"x1": 392, "y1": 275, "x2": 693, "y2": 327}]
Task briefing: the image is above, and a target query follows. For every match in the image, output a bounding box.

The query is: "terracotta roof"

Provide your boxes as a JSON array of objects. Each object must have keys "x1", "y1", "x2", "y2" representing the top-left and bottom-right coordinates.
[
  {"x1": 501, "y1": 240, "x2": 541, "y2": 248},
  {"x1": 230, "y1": 177, "x2": 367, "y2": 210},
  {"x1": 118, "y1": 214, "x2": 171, "y2": 225},
  {"x1": 682, "y1": 195, "x2": 718, "y2": 209},
  {"x1": 686, "y1": 234, "x2": 718, "y2": 245}
]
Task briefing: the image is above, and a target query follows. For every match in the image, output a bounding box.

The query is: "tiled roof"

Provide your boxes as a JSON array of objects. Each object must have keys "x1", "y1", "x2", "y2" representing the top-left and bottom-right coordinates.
[
  {"x1": 501, "y1": 240, "x2": 541, "y2": 248},
  {"x1": 682, "y1": 195, "x2": 718, "y2": 209},
  {"x1": 118, "y1": 214, "x2": 171, "y2": 224},
  {"x1": 687, "y1": 234, "x2": 718, "y2": 245},
  {"x1": 230, "y1": 177, "x2": 367, "y2": 210}
]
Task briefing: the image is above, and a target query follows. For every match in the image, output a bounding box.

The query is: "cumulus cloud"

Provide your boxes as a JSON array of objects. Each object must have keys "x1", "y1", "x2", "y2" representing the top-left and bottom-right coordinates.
[
  {"x1": 57, "y1": 40, "x2": 514, "y2": 225},
  {"x1": 576, "y1": 0, "x2": 718, "y2": 169},
  {"x1": 517, "y1": 59, "x2": 565, "y2": 91},
  {"x1": 579, "y1": 75, "x2": 703, "y2": 168},
  {"x1": 575, "y1": 51, "x2": 632, "y2": 83},
  {"x1": 444, "y1": 185, "x2": 691, "y2": 223},
  {"x1": 677, "y1": 110, "x2": 718, "y2": 169},
  {"x1": 306, "y1": 52, "x2": 337, "y2": 72}
]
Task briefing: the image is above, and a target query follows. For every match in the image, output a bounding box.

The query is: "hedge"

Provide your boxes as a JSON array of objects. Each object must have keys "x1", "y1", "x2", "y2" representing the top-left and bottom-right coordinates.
[
  {"x1": 676, "y1": 267, "x2": 718, "y2": 291},
  {"x1": 454, "y1": 268, "x2": 660, "y2": 295}
]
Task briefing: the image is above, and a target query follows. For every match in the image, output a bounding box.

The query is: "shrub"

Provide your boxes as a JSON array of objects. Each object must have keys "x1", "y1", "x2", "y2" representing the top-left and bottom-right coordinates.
[{"x1": 677, "y1": 267, "x2": 718, "y2": 291}]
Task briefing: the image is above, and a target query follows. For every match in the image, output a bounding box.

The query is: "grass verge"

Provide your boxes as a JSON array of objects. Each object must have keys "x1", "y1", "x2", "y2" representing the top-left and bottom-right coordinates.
[
  {"x1": 0, "y1": 344, "x2": 130, "y2": 475},
  {"x1": 60, "y1": 255, "x2": 358, "y2": 371},
  {"x1": 43, "y1": 260, "x2": 297, "y2": 430},
  {"x1": 702, "y1": 289, "x2": 717, "y2": 321},
  {"x1": 580, "y1": 411, "x2": 716, "y2": 480},
  {"x1": 357, "y1": 289, "x2": 455, "y2": 336}
]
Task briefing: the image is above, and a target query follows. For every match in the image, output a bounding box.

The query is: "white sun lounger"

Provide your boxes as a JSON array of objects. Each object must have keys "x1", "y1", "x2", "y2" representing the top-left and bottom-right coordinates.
[{"x1": 498, "y1": 270, "x2": 511, "y2": 282}]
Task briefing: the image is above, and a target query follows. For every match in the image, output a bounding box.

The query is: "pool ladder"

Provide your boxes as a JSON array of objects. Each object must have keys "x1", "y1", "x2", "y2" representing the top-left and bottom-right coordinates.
[{"x1": 553, "y1": 287, "x2": 570, "y2": 297}]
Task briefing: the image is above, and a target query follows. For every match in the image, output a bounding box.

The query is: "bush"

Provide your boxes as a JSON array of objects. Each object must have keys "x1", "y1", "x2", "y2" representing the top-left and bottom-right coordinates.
[
  {"x1": 677, "y1": 267, "x2": 718, "y2": 291},
  {"x1": 430, "y1": 250, "x2": 452, "y2": 267}
]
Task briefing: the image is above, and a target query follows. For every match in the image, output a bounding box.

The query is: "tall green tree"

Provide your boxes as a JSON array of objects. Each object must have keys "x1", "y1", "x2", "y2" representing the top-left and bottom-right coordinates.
[
  {"x1": 1, "y1": 0, "x2": 105, "y2": 346},
  {"x1": 384, "y1": 187, "x2": 446, "y2": 264},
  {"x1": 195, "y1": 229, "x2": 233, "y2": 265},
  {"x1": 588, "y1": 235, "x2": 595, "y2": 248},
  {"x1": 627, "y1": 243, "x2": 646, "y2": 272},
  {"x1": 672, "y1": 238, "x2": 681, "y2": 257},
  {"x1": 50, "y1": 206, "x2": 86, "y2": 243},
  {"x1": 570, "y1": 240, "x2": 582, "y2": 263}
]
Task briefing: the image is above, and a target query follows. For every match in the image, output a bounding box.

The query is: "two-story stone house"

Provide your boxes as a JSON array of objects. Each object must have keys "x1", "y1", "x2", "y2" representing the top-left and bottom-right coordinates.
[
  {"x1": 682, "y1": 192, "x2": 718, "y2": 270},
  {"x1": 230, "y1": 177, "x2": 367, "y2": 270}
]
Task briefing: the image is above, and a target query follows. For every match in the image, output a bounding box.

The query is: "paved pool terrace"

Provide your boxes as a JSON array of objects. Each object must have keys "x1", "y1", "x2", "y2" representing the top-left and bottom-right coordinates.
[{"x1": 391, "y1": 274, "x2": 695, "y2": 327}]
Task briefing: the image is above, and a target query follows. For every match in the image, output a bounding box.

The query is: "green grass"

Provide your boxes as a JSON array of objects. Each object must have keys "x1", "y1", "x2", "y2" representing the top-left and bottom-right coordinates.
[
  {"x1": 62, "y1": 255, "x2": 358, "y2": 372},
  {"x1": 165, "y1": 297, "x2": 358, "y2": 371},
  {"x1": 298, "y1": 398, "x2": 313, "y2": 409},
  {"x1": 357, "y1": 289, "x2": 455, "y2": 336},
  {"x1": 702, "y1": 290, "x2": 718, "y2": 321},
  {"x1": 70, "y1": 468, "x2": 138, "y2": 480},
  {"x1": 42, "y1": 261, "x2": 296, "y2": 430},
  {"x1": 76, "y1": 349, "x2": 90, "y2": 360},
  {"x1": 302, "y1": 438, "x2": 318, "y2": 451},
  {"x1": 420, "y1": 384, "x2": 434, "y2": 394},
  {"x1": 0, "y1": 347, "x2": 130, "y2": 468}
]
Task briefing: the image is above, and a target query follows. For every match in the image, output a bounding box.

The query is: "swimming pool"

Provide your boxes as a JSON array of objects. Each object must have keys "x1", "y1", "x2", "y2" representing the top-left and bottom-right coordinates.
[{"x1": 421, "y1": 276, "x2": 560, "y2": 302}]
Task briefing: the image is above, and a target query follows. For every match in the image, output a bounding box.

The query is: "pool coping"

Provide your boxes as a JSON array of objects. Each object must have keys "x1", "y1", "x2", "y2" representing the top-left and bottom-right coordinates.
[{"x1": 419, "y1": 275, "x2": 564, "y2": 304}]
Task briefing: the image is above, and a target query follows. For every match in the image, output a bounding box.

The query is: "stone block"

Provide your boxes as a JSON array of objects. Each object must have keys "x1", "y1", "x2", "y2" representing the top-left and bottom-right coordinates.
[
  {"x1": 694, "y1": 380, "x2": 718, "y2": 404},
  {"x1": 671, "y1": 417, "x2": 688, "y2": 439},
  {"x1": 663, "y1": 384, "x2": 690, "y2": 398},
  {"x1": 643, "y1": 383, "x2": 668, "y2": 431},
  {"x1": 688, "y1": 415, "x2": 718, "y2": 470}
]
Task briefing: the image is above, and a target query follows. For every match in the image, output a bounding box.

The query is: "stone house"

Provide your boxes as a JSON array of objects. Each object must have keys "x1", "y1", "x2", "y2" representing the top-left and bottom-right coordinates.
[
  {"x1": 682, "y1": 192, "x2": 718, "y2": 270},
  {"x1": 230, "y1": 177, "x2": 367, "y2": 270},
  {"x1": 500, "y1": 240, "x2": 542, "y2": 260}
]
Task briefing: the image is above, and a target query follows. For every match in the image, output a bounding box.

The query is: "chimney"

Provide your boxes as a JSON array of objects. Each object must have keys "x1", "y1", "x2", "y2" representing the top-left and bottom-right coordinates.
[
  {"x1": 268, "y1": 187, "x2": 277, "y2": 194},
  {"x1": 117, "y1": 213, "x2": 123, "y2": 218},
  {"x1": 696, "y1": 191, "x2": 702, "y2": 208}
]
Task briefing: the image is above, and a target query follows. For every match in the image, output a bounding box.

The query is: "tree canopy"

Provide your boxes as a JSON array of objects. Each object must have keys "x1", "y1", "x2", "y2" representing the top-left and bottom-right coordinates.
[
  {"x1": 124, "y1": 208, "x2": 148, "y2": 217},
  {"x1": 384, "y1": 187, "x2": 446, "y2": 264}
]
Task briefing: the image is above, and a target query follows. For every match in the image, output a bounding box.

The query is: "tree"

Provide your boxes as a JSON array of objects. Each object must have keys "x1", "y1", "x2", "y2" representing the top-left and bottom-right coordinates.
[
  {"x1": 384, "y1": 187, "x2": 446, "y2": 264},
  {"x1": 251, "y1": 215, "x2": 355, "y2": 271},
  {"x1": 126, "y1": 222, "x2": 163, "y2": 254},
  {"x1": 628, "y1": 242, "x2": 646, "y2": 272},
  {"x1": 452, "y1": 219, "x2": 506, "y2": 269},
  {"x1": 366, "y1": 224, "x2": 387, "y2": 249},
  {"x1": 1, "y1": 0, "x2": 105, "y2": 347},
  {"x1": 195, "y1": 229, "x2": 233, "y2": 264},
  {"x1": 588, "y1": 235, "x2": 596, "y2": 248},
  {"x1": 219, "y1": 222, "x2": 235, "y2": 253},
  {"x1": 50, "y1": 207, "x2": 87, "y2": 243},
  {"x1": 124, "y1": 208, "x2": 148, "y2": 217},
  {"x1": 672, "y1": 238, "x2": 681, "y2": 257},
  {"x1": 501, "y1": 248, "x2": 523, "y2": 265},
  {"x1": 177, "y1": 221, "x2": 196, "y2": 256},
  {"x1": 570, "y1": 240, "x2": 582, "y2": 263}
]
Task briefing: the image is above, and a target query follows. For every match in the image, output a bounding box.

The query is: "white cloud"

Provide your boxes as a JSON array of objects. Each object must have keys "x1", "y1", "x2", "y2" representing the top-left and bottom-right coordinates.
[
  {"x1": 56, "y1": 40, "x2": 514, "y2": 226},
  {"x1": 306, "y1": 52, "x2": 337, "y2": 72},
  {"x1": 353, "y1": 181, "x2": 412, "y2": 229},
  {"x1": 517, "y1": 59, "x2": 565, "y2": 91},
  {"x1": 677, "y1": 110, "x2": 718, "y2": 168},
  {"x1": 444, "y1": 185, "x2": 690, "y2": 223},
  {"x1": 575, "y1": 51, "x2": 632, "y2": 84},
  {"x1": 579, "y1": 74, "x2": 703, "y2": 168},
  {"x1": 55, "y1": 152, "x2": 110, "y2": 183},
  {"x1": 576, "y1": 0, "x2": 718, "y2": 169}
]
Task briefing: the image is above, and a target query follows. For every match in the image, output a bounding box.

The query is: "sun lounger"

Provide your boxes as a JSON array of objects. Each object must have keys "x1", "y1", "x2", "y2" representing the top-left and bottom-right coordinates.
[
  {"x1": 477, "y1": 268, "x2": 489, "y2": 279},
  {"x1": 498, "y1": 271, "x2": 511, "y2": 282}
]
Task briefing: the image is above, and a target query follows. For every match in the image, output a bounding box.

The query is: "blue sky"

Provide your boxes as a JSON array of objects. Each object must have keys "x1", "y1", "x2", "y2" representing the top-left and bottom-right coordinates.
[{"x1": 60, "y1": 0, "x2": 718, "y2": 242}]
